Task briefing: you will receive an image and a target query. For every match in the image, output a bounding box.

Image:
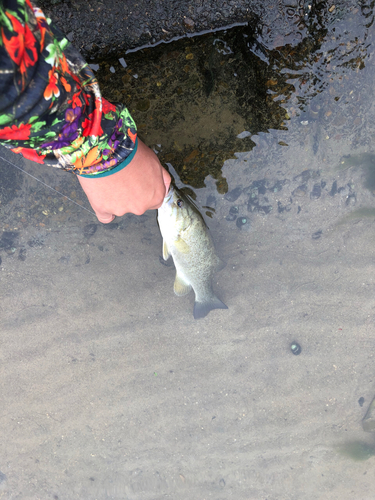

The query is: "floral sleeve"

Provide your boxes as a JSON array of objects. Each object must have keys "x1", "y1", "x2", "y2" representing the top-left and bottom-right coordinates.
[{"x1": 0, "y1": 0, "x2": 137, "y2": 176}]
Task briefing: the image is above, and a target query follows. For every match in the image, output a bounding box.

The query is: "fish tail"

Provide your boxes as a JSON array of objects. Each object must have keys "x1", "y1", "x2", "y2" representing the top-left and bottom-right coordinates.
[{"x1": 193, "y1": 297, "x2": 228, "y2": 320}]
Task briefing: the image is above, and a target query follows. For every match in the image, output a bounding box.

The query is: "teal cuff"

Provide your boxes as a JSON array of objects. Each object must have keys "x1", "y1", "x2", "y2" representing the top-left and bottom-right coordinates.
[{"x1": 78, "y1": 138, "x2": 138, "y2": 178}]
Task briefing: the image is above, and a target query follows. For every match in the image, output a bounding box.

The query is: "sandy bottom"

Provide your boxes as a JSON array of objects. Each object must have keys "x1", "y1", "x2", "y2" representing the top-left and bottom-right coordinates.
[{"x1": 2, "y1": 68, "x2": 375, "y2": 500}]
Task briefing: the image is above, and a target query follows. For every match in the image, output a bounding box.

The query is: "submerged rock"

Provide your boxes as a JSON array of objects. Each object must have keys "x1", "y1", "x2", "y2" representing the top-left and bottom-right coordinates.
[{"x1": 224, "y1": 187, "x2": 242, "y2": 202}]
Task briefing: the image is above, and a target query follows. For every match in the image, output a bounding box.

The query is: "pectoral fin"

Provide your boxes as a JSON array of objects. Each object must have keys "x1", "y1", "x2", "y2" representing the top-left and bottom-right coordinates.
[
  {"x1": 162, "y1": 240, "x2": 170, "y2": 260},
  {"x1": 174, "y1": 273, "x2": 192, "y2": 296},
  {"x1": 174, "y1": 237, "x2": 190, "y2": 254}
]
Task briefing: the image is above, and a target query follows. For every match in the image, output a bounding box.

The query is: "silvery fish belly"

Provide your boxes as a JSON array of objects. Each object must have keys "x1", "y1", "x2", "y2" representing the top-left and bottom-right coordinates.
[{"x1": 158, "y1": 185, "x2": 228, "y2": 319}]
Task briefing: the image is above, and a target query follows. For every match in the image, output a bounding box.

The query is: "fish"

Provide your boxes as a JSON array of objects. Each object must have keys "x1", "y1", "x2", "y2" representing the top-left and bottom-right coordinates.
[{"x1": 158, "y1": 185, "x2": 228, "y2": 319}]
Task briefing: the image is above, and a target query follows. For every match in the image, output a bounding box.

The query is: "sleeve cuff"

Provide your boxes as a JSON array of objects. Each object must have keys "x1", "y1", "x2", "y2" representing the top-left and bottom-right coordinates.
[{"x1": 77, "y1": 138, "x2": 138, "y2": 178}]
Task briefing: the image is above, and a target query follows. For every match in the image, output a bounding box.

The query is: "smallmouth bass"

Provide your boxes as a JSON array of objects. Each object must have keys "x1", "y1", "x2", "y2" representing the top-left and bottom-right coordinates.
[{"x1": 158, "y1": 185, "x2": 227, "y2": 319}]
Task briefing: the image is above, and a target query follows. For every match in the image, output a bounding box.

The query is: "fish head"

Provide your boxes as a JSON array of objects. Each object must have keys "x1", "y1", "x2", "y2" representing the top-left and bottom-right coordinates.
[{"x1": 159, "y1": 185, "x2": 195, "y2": 235}]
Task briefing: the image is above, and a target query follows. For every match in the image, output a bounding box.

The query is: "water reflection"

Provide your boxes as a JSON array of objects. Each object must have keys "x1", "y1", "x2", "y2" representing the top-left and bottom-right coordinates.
[{"x1": 95, "y1": 0, "x2": 373, "y2": 193}]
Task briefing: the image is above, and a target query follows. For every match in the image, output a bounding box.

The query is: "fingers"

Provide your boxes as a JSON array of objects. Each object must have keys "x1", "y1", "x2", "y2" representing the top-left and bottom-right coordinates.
[
  {"x1": 97, "y1": 214, "x2": 115, "y2": 224},
  {"x1": 162, "y1": 168, "x2": 171, "y2": 193},
  {"x1": 150, "y1": 167, "x2": 171, "y2": 210},
  {"x1": 94, "y1": 209, "x2": 115, "y2": 224}
]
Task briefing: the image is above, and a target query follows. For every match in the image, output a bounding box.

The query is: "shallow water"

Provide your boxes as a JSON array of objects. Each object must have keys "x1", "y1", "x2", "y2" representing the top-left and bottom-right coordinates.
[
  {"x1": 1, "y1": 1, "x2": 375, "y2": 498},
  {"x1": 94, "y1": 1, "x2": 373, "y2": 194}
]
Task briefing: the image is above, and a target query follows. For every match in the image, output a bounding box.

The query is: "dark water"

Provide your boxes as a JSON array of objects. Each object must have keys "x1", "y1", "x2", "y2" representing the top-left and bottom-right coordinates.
[{"x1": 94, "y1": 1, "x2": 374, "y2": 193}]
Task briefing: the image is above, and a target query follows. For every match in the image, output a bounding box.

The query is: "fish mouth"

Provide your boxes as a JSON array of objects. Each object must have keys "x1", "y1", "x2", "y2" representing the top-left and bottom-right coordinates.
[{"x1": 164, "y1": 186, "x2": 174, "y2": 204}]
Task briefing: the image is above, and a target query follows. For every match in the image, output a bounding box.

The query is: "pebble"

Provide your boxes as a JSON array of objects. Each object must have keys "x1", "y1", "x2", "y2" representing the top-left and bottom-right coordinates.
[
  {"x1": 236, "y1": 216, "x2": 248, "y2": 228},
  {"x1": 330, "y1": 181, "x2": 338, "y2": 196},
  {"x1": 312, "y1": 230, "x2": 322, "y2": 240},
  {"x1": 224, "y1": 187, "x2": 242, "y2": 202},
  {"x1": 136, "y1": 99, "x2": 151, "y2": 111},
  {"x1": 290, "y1": 342, "x2": 302, "y2": 355},
  {"x1": 18, "y1": 248, "x2": 26, "y2": 261},
  {"x1": 0, "y1": 231, "x2": 19, "y2": 250},
  {"x1": 226, "y1": 213, "x2": 237, "y2": 221},
  {"x1": 292, "y1": 185, "x2": 307, "y2": 197},
  {"x1": 184, "y1": 17, "x2": 195, "y2": 28},
  {"x1": 83, "y1": 223, "x2": 98, "y2": 238},
  {"x1": 226, "y1": 206, "x2": 239, "y2": 222},
  {"x1": 206, "y1": 194, "x2": 217, "y2": 208},
  {"x1": 346, "y1": 193, "x2": 356, "y2": 206},
  {"x1": 237, "y1": 131, "x2": 251, "y2": 139},
  {"x1": 310, "y1": 183, "x2": 321, "y2": 200}
]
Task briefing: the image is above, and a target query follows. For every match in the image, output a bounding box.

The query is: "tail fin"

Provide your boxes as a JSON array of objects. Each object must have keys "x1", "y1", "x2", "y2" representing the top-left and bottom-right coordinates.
[{"x1": 193, "y1": 297, "x2": 228, "y2": 320}]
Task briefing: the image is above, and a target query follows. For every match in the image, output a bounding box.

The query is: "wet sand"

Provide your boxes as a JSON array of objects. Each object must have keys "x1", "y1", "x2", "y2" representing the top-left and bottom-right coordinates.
[
  {"x1": 2, "y1": 108, "x2": 375, "y2": 499},
  {"x1": 2, "y1": 3, "x2": 375, "y2": 497}
]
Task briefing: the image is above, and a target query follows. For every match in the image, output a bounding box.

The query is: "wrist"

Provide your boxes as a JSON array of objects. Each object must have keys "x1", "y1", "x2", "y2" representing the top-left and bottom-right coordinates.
[{"x1": 77, "y1": 138, "x2": 138, "y2": 178}]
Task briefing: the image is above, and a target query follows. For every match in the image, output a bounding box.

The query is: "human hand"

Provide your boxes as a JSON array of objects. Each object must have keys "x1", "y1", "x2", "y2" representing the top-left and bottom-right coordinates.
[{"x1": 77, "y1": 139, "x2": 171, "y2": 223}]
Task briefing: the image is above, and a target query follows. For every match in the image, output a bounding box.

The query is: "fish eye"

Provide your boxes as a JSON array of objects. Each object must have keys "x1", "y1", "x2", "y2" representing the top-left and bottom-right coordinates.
[{"x1": 176, "y1": 199, "x2": 184, "y2": 208}]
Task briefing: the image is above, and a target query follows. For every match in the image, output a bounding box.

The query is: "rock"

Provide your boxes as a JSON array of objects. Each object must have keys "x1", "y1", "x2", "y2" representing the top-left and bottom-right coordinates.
[
  {"x1": 0, "y1": 231, "x2": 19, "y2": 250},
  {"x1": 224, "y1": 187, "x2": 242, "y2": 202},
  {"x1": 183, "y1": 17, "x2": 195, "y2": 28},
  {"x1": 83, "y1": 223, "x2": 97, "y2": 238},
  {"x1": 330, "y1": 181, "x2": 338, "y2": 196},
  {"x1": 310, "y1": 183, "x2": 321, "y2": 200},
  {"x1": 312, "y1": 230, "x2": 322, "y2": 240}
]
